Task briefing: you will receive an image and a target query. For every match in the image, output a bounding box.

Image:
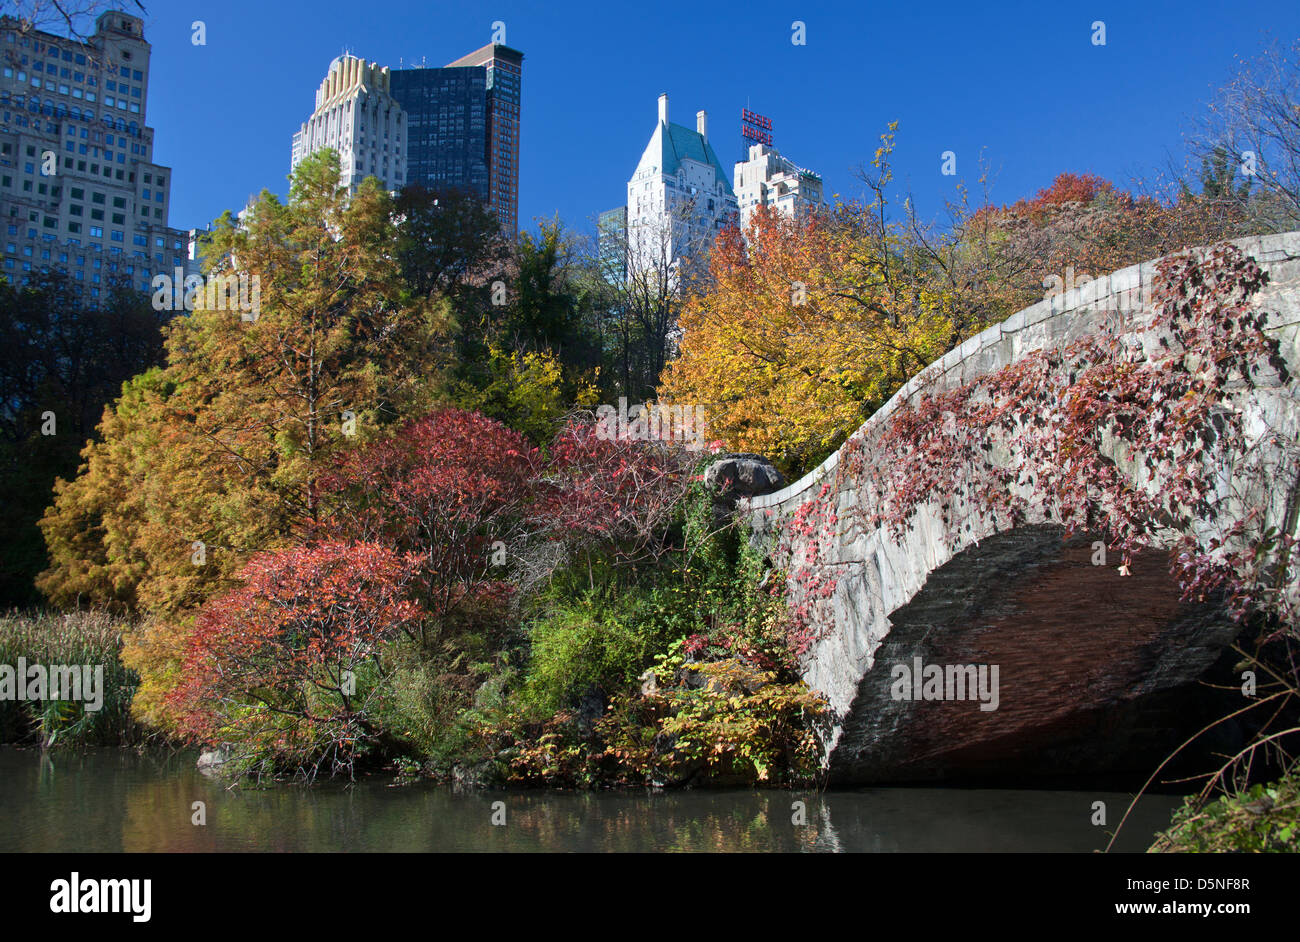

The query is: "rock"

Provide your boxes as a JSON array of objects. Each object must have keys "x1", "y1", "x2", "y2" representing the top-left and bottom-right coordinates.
[
  {"x1": 196, "y1": 746, "x2": 232, "y2": 776},
  {"x1": 575, "y1": 690, "x2": 606, "y2": 735},
  {"x1": 703, "y1": 455, "x2": 786, "y2": 527},
  {"x1": 704, "y1": 454, "x2": 786, "y2": 498}
]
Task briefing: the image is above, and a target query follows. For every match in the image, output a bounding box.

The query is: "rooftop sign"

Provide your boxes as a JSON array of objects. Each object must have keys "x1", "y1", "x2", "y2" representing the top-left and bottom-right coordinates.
[{"x1": 741, "y1": 108, "x2": 773, "y2": 147}]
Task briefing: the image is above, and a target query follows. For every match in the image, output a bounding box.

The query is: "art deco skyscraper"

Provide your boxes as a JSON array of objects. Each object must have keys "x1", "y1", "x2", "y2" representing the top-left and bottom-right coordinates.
[{"x1": 290, "y1": 54, "x2": 406, "y2": 194}]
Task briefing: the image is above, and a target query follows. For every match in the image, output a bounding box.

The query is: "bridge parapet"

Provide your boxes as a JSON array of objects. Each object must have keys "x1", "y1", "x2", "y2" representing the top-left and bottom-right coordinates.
[{"x1": 739, "y1": 232, "x2": 1300, "y2": 782}]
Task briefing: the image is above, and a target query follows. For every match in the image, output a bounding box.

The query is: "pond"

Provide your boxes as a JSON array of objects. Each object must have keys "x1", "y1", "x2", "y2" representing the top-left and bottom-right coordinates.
[{"x1": 0, "y1": 748, "x2": 1180, "y2": 852}]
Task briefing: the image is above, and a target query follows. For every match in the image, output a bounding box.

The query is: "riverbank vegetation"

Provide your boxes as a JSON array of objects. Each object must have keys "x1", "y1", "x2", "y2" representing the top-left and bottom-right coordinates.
[
  {"x1": 8, "y1": 151, "x2": 827, "y2": 785},
  {"x1": 0, "y1": 610, "x2": 139, "y2": 747},
  {"x1": 0, "y1": 42, "x2": 1297, "y2": 865},
  {"x1": 1153, "y1": 761, "x2": 1300, "y2": 852}
]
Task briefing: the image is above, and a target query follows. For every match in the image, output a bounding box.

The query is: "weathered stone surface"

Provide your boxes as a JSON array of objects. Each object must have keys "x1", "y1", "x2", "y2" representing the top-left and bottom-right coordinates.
[
  {"x1": 829, "y1": 528, "x2": 1238, "y2": 784},
  {"x1": 738, "y1": 232, "x2": 1300, "y2": 784}
]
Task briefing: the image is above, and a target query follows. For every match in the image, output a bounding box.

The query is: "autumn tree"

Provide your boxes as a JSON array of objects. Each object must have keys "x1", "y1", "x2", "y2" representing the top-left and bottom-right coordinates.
[
  {"x1": 537, "y1": 415, "x2": 696, "y2": 585},
  {"x1": 320, "y1": 408, "x2": 540, "y2": 645},
  {"x1": 662, "y1": 120, "x2": 1265, "y2": 476},
  {"x1": 661, "y1": 198, "x2": 982, "y2": 475},
  {"x1": 165, "y1": 541, "x2": 421, "y2": 780},
  {"x1": 39, "y1": 150, "x2": 454, "y2": 726},
  {"x1": 448, "y1": 221, "x2": 603, "y2": 441},
  {"x1": 41, "y1": 149, "x2": 449, "y2": 610},
  {"x1": 969, "y1": 169, "x2": 1253, "y2": 314},
  {"x1": 660, "y1": 127, "x2": 1031, "y2": 473}
]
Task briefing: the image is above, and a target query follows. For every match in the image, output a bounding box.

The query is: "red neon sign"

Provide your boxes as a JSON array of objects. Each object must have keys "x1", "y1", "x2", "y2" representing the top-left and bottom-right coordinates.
[{"x1": 740, "y1": 108, "x2": 773, "y2": 146}]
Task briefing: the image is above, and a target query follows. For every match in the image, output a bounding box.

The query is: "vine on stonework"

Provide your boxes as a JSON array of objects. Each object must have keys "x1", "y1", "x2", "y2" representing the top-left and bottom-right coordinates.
[
  {"x1": 769, "y1": 241, "x2": 1300, "y2": 845},
  {"x1": 810, "y1": 242, "x2": 1297, "y2": 638},
  {"x1": 775, "y1": 482, "x2": 841, "y2": 655}
]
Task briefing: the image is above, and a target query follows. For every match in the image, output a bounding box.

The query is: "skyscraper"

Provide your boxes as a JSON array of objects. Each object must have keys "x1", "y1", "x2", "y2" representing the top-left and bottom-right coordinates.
[
  {"x1": 389, "y1": 64, "x2": 488, "y2": 201},
  {"x1": 291, "y1": 40, "x2": 523, "y2": 233},
  {"x1": 0, "y1": 11, "x2": 194, "y2": 300},
  {"x1": 441, "y1": 43, "x2": 522, "y2": 234},
  {"x1": 597, "y1": 205, "x2": 627, "y2": 284},
  {"x1": 290, "y1": 55, "x2": 406, "y2": 194}
]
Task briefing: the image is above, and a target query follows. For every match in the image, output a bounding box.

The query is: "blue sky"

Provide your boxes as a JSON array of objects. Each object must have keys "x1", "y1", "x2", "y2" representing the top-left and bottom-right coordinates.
[{"x1": 118, "y1": 0, "x2": 1299, "y2": 239}]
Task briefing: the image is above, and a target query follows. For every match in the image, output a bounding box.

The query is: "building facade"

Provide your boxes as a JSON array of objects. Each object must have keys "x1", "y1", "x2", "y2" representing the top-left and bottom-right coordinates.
[
  {"x1": 625, "y1": 94, "x2": 737, "y2": 286},
  {"x1": 389, "y1": 64, "x2": 488, "y2": 201},
  {"x1": 0, "y1": 11, "x2": 193, "y2": 301},
  {"x1": 290, "y1": 54, "x2": 406, "y2": 194},
  {"x1": 733, "y1": 142, "x2": 823, "y2": 232},
  {"x1": 441, "y1": 43, "x2": 522, "y2": 233},
  {"x1": 597, "y1": 205, "x2": 627, "y2": 284},
  {"x1": 307, "y1": 41, "x2": 524, "y2": 233}
]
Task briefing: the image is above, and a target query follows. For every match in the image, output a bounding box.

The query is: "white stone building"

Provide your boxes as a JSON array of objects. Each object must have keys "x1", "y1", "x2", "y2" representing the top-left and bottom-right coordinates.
[
  {"x1": 0, "y1": 12, "x2": 197, "y2": 300},
  {"x1": 291, "y1": 55, "x2": 405, "y2": 193},
  {"x1": 733, "y1": 143, "x2": 823, "y2": 232},
  {"x1": 625, "y1": 94, "x2": 737, "y2": 286}
]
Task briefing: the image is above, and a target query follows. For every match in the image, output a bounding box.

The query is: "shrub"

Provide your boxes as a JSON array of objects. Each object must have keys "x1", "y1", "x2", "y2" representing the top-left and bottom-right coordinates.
[
  {"x1": 165, "y1": 542, "x2": 420, "y2": 780},
  {"x1": 1152, "y1": 764, "x2": 1300, "y2": 852},
  {"x1": 320, "y1": 408, "x2": 536, "y2": 646},
  {"x1": 488, "y1": 480, "x2": 829, "y2": 787},
  {"x1": 520, "y1": 587, "x2": 681, "y2": 717}
]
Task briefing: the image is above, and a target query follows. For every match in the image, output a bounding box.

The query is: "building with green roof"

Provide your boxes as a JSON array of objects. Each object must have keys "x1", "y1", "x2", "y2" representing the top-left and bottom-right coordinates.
[{"x1": 625, "y1": 94, "x2": 738, "y2": 288}]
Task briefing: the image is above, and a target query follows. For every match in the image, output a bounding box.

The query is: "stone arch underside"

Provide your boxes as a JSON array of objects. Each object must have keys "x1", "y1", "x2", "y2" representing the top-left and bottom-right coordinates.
[{"x1": 826, "y1": 525, "x2": 1239, "y2": 785}]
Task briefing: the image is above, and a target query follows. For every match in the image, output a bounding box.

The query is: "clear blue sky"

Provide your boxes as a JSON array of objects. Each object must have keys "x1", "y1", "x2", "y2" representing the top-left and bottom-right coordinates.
[{"x1": 120, "y1": 0, "x2": 1299, "y2": 239}]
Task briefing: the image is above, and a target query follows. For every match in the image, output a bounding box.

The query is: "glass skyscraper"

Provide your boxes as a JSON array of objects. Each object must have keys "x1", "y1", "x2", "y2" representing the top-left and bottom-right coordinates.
[
  {"x1": 597, "y1": 206, "x2": 627, "y2": 284},
  {"x1": 396, "y1": 43, "x2": 521, "y2": 234},
  {"x1": 389, "y1": 66, "x2": 488, "y2": 203}
]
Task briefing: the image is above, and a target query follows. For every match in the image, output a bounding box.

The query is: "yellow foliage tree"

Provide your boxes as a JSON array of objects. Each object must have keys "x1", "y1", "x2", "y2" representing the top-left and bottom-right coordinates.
[{"x1": 662, "y1": 201, "x2": 985, "y2": 474}]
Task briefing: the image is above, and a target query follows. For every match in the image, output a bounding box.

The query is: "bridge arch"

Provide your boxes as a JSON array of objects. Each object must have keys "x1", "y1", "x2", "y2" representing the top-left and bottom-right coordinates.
[{"x1": 740, "y1": 233, "x2": 1300, "y2": 782}]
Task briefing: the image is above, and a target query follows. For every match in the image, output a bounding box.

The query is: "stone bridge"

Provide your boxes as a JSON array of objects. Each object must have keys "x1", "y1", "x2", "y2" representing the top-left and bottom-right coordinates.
[{"x1": 740, "y1": 233, "x2": 1300, "y2": 785}]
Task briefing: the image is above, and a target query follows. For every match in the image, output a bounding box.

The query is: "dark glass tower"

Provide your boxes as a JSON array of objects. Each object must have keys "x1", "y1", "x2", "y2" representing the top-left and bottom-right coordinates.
[
  {"x1": 391, "y1": 43, "x2": 521, "y2": 234},
  {"x1": 389, "y1": 66, "x2": 488, "y2": 202},
  {"x1": 442, "y1": 43, "x2": 522, "y2": 234}
]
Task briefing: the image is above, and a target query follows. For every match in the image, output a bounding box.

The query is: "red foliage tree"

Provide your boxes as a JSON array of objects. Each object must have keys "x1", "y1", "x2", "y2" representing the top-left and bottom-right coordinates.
[
  {"x1": 319, "y1": 408, "x2": 540, "y2": 640},
  {"x1": 538, "y1": 416, "x2": 696, "y2": 578},
  {"x1": 1009, "y1": 172, "x2": 1114, "y2": 216},
  {"x1": 166, "y1": 541, "x2": 420, "y2": 779}
]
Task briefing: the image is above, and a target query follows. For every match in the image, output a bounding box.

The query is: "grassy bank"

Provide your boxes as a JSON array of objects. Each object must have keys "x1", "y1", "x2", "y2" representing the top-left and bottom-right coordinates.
[{"x1": 0, "y1": 610, "x2": 141, "y2": 747}]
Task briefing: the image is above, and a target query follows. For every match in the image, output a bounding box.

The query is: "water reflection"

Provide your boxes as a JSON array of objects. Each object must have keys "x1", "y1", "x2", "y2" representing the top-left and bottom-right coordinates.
[{"x1": 0, "y1": 748, "x2": 1177, "y2": 853}]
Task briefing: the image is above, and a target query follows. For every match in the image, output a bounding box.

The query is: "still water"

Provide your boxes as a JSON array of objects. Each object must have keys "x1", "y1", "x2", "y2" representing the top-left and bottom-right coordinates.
[{"x1": 0, "y1": 748, "x2": 1180, "y2": 852}]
